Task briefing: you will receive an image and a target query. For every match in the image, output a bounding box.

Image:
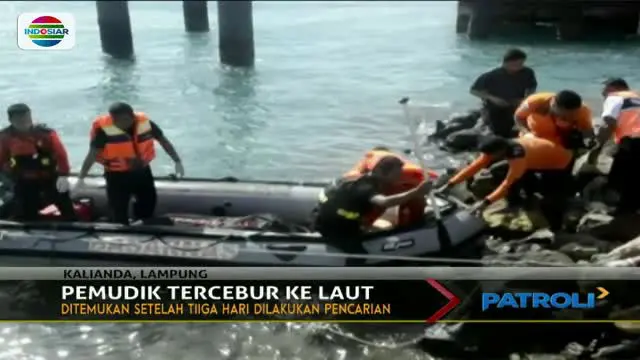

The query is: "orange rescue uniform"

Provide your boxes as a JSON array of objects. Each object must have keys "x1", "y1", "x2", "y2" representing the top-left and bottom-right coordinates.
[
  {"x1": 0, "y1": 125, "x2": 71, "y2": 179},
  {"x1": 90, "y1": 112, "x2": 156, "y2": 172},
  {"x1": 447, "y1": 136, "x2": 573, "y2": 203},
  {"x1": 607, "y1": 90, "x2": 640, "y2": 143},
  {"x1": 345, "y1": 150, "x2": 436, "y2": 227},
  {"x1": 514, "y1": 92, "x2": 593, "y2": 146}
]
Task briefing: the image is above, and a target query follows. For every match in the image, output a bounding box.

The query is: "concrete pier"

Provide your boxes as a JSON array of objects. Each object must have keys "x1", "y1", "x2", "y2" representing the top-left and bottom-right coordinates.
[
  {"x1": 96, "y1": 1, "x2": 134, "y2": 59},
  {"x1": 183, "y1": 1, "x2": 209, "y2": 32},
  {"x1": 457, "y1": 0, "x2": 640, "y2": 40},
  {"x1": 556, "y1": 6, "x2": 585, "y2": 41},
  {"x1": 466, "y1": 0, "x2": 494, "y2": 40},
  {"x1": 217, "y1": 1, "x2": 255, "y2": 67},
  {"x1": 455, "y1": 2, "x2": 471, "y2": 34}
]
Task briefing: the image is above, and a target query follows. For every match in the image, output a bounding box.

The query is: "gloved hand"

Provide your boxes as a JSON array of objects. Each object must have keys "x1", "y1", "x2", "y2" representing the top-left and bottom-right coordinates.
[
  {"x1": 174, "y1": 161, "x2": 185, "y2": 178},
  {"x1": 56, "y1": 176, "x2": 70, "y2": 193}
]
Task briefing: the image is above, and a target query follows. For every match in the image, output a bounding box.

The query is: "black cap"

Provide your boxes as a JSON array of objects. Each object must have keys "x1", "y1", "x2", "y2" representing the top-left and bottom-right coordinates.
[
  {"x1": 7, "y1": 103, "x2": 31, "y2": 119},
  {"x1": 602, "y1": 77, "x2": 629, "y2": 90},
  {"x1": 108, "y1": 102, "x2": 134, "y2": 116}
]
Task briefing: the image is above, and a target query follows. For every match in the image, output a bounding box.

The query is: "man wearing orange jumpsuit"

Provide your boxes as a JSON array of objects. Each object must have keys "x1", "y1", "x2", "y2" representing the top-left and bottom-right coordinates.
[
  {"x1": 590, "y1": 78, "x2": 640, "y2": 214},
  {"x1": 313, "y1": 147, "x2": 434, "y2": 237},
  {"x1": 439, "y1": 135, "x2": 575, "y2": 230},
  {"x1": 514, "y1": 90, "x2": 594, "y2": 149}
]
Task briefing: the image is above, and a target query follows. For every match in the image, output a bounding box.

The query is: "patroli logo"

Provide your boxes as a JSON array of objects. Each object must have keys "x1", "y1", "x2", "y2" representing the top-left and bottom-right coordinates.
[
  {"x1": 481, "y1": 287, "x2": 609, "y2": 311},
  {"x1": 17, "y1": 13, "x2": 76, "y2": 50}
]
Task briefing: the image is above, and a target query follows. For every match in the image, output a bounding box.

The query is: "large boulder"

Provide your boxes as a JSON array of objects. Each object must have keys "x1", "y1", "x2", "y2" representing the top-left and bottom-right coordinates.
[
  {"x1": 485, "y1": 228, "x2": 616, "y2": 262},
  {"x1": 578, "y1": 212, "x2": 640, "y2": 242},
  {"x1": 572, "y1": 143, "x2": 616, "y2": 178},
  {"x1": 442, "y1": 128, "x2": 487, "y2": 153},
  {"x1": 554, "y1": 232, "x2": 618, "y2": 261},
  {"x1": 428, "y1": 110, "x2": 482, "y2": 141},
  {"x1": 581, "y1": 176, "x2": 619, "y2": 206},
  {"x1": 428, "y1": 110, "x2": 485, "y2": 153},
  {"x1": 593, "y1": 234, "x2": 640, "y2": 264}
]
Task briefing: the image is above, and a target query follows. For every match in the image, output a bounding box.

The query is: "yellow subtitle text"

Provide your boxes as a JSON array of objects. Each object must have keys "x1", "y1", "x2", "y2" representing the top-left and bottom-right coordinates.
[{"x1": 60, "y1": 302, "x2": 392, "y2": 318}]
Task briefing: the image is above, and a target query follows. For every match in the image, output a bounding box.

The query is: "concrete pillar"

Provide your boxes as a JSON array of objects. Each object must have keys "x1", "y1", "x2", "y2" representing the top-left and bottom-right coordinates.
[
  {"x1": 456, "y1": 14, "x2": 470, "y2": 34},
  {"x1": 556, "y1": 9, "x2": 584, "y2": 41},
  {"x1": 96, "y1": 1, "x2": 134, "y2": 59},
  {"x1": 456, "y1": 1, "x2": 471, "y2": 34},
  {"x1": 620, "y1": 12, "x2": 640, "y2": 36},
  {"x1": 217, "y1": 1, "x2": 255, "y2": 67},
  {"x1": 183, "y1": 1, "x2": 209, "y2": 32},
  {"x1": 467, "y1": 0, "x2": 494, "y2": 40}
]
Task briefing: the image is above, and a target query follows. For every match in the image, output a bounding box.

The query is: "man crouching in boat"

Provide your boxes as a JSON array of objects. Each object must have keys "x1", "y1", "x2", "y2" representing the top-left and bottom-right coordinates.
[
  {"x1": 0, "y1": 104, "x2": 76, "y2": 221},
  {"x1": 438, "y1": 135, "x2": 575, "y2": 231},
  {"x1": 76, "y1": 102, "x2": 184, "y2": 225},
  {"x1": 313, "y1": 147, "x2": 434, "y2": 238}
]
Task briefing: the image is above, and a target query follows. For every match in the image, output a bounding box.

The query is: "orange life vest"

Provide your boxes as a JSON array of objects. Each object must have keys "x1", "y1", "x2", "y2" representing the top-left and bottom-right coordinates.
[
  {"x1": 344, "y1": 150, "x2": 430, "y2": 227},
  {"x1": 610, "y1": 91, "x2": 640, "y2": 144},
  {"x1": 91, "y1": 112, "x2": 156, "y2": 172},
  {"x1": 0, "y1": 125, "x2": 57, "y2": 179},
  {"x1": 344, "y1": 150, "x2": 436, "y2": 184}
]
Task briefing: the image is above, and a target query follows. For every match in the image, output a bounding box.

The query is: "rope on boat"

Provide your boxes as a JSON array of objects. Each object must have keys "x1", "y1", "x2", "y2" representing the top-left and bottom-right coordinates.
[
  {"x1": 27, "y1": 229, "x2": 575, "y2": 267},
  {"x1": 1, "y1": 214, "x2": 584, "y2": 267},
  {"x1": 234, "y1": 247, "x2": 576, "y2": 267},
  {"x1": 20, "y1": 214, "x2": 305, "y2": 251}
]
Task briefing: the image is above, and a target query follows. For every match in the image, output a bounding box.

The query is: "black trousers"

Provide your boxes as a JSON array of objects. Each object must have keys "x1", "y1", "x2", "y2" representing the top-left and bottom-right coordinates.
[
  {"x1": 506, "y1": 166, "x2": 575, "y2": 231},
  {"x1": 105, "y1": 166, "x2": 157, "y2": 225},
  {"x1": 482, "y1": 105, "x2": 518, "y2": 138},
  {"x1": 608, "y1": 137, "x2": 640, "y2": 215},
  {"x1": 12, "y1": 177, "x2": 76, "y2": 222}
]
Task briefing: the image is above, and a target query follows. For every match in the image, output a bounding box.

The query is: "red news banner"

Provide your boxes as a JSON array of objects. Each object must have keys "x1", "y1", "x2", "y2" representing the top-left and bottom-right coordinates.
[{"x1": 50, "y1": 271, "x2": 462, "y2": 322}]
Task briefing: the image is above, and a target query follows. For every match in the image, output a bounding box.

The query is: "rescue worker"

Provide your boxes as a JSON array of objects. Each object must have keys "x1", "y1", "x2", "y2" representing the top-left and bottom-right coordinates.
[
  {"x1": 76, "y1": 102, "x2": 184, "y2": 224},
  {"x1": 589, "y1": 78, "x2": 640, "y2": 214},
  {"x1": 514, "y1": 90, "x2": 594, "y2": 149},
  {"x1": 438, "y1": 135, "x2": 575, "y2": 231},
  {"x1": 0, "y1": 103, "x2": 76, "y2": 221},
  {"x1": 313, "y1": 147, "x2": 433, "y2": 238},
  {"x1": 470, "y1": 48, "x2": 538, "y2": 138}
]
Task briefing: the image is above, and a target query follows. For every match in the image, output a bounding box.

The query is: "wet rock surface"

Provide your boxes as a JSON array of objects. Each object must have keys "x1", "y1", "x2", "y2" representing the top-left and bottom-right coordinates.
[
  {"x1": 428, "y1": 109, "x2": 486, "y2": 153},
  {"x1": 423, "y1": 147, "x2": 640, "y2": 359}
]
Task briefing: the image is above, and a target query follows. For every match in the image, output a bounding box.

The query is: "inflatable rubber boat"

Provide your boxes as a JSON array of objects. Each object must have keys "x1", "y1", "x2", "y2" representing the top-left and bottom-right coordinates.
[{"x1": 0, "y1": 175, "x2": 486, "y2": 266}]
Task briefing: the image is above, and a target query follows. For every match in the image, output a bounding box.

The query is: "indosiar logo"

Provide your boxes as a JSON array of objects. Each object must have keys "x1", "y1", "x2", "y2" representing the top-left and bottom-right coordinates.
[
  {"x1": 481, "y1": 287, "x2": 609, "y2": 311},
  {"x1": 17, "y1": 13, "x2": 76, "y2": 50}
]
